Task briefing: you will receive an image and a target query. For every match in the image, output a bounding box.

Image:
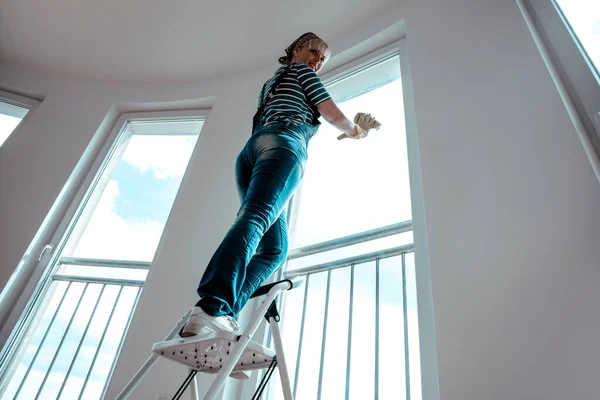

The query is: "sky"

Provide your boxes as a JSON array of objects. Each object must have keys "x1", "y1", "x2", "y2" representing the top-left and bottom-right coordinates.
[
  {"x1": 0, "y1": 5, "x2": 598, "y2": 398},
  {"x1": 66, "y1": 134, "x2": 199, "y2": 262},
  {"x1": 556, "y1": 0, "x2": 600, "y2": 73},
  {"x1": 0, "y1": 114, "x2": 21, "y2": 148}
]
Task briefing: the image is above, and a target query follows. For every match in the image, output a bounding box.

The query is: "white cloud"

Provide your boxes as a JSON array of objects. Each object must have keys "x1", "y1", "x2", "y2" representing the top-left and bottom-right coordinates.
[
  {"x1": 557, "y1": 0, "x2": 600, "y2": 65},
  {"x1": 68, "y1": 135, "x2": 199, "y2": 260},
  {"x1": 121, "y1": 135, "x2": 197, "y2": 180},
  {"x1": 71, "y1": 180, "x2": 164, "y2": 261}
]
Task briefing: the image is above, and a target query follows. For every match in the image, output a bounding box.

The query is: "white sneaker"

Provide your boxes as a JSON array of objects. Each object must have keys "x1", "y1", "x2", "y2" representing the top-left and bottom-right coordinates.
[{"x1": 181, "y1": 307, "x2": 241, "y2": 337}]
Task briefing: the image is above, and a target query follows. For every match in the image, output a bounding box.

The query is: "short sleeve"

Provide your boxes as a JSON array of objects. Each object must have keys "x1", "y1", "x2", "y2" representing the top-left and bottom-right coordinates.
[{"x1": 296, "y1": 64, "x2": 331, "y2": 106}]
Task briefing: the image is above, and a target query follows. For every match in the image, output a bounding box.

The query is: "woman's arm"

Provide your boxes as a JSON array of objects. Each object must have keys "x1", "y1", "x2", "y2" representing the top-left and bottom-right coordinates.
[{"x1": 316, "y1": 99, "x2": 356, "y2": 136}]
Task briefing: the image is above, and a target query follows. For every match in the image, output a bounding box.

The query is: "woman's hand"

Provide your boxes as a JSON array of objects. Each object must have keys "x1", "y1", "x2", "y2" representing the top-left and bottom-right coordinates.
[
  {"x1": 337, "y1": 113, "x2": 382, "y2": 140},
  {"x1": 316, "y1": 100, "x2": 382, "y2": 140}
]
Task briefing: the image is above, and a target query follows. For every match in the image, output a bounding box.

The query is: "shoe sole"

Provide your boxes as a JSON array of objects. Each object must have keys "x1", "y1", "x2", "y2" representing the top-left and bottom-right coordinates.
[{"x1": 182, "y1": 314, "x2": 239, "y2": 337}]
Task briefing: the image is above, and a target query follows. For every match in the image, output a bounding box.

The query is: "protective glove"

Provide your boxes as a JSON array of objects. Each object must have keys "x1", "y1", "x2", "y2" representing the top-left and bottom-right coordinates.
[
  {"x1": 355, "y1": 112, "x2": 381, "y2": 131},
  {"x1": 337, "y1": 112, "x2": 382, "y2": 140}
]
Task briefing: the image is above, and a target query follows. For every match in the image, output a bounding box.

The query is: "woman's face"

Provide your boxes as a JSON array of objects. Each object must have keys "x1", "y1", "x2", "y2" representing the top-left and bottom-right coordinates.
[{"x1": 292, "y1": 45, "x2": 327, "y2": 72}]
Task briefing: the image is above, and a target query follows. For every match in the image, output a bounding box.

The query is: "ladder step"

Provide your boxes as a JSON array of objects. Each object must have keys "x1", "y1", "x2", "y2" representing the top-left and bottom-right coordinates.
[{"x1": 152, "y1": 331, "x2": 275, "y2": 373}]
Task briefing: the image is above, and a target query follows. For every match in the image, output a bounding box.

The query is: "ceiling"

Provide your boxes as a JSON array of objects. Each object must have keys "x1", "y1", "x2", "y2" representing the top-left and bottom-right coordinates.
[{"x1": 0, "y1": 0, "x2": 397, "y2": 83}]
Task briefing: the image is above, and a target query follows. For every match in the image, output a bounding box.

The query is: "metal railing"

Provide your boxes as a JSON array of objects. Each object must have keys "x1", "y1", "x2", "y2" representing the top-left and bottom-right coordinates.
[
  {"x1": 287, "y1": 220, "x2": 413, "y2": 261},
  {"x1": 0, "y1": 257, "x2": 147, "y2": 400},
  {"x1": 278, "y1": 220, "x2": 416, "y2": 400}
]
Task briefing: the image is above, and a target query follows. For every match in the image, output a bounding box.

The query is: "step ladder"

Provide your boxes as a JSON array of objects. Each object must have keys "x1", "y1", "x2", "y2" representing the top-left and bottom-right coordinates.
[{"x1": 115, "y1": 277, "x2": 302, "y2": 400}]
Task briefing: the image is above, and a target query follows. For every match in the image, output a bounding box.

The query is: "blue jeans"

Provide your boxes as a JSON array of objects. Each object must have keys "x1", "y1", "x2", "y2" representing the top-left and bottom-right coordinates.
[{"x1": 196, "y1": 122, "x2": 314, "y2": 318}]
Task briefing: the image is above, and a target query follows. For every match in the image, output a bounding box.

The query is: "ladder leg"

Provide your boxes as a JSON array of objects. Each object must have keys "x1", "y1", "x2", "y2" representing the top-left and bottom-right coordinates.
[
  {"x1": 189, "y1": 369, "x2": 199, "y2": 400},
  {"x1": 115, "y1": 353, "x2": 160, "y2": 400},
  {"x1": 173, "y1": 369, "x2": 198, "y2": 400},
  {"x1": 270, "y1": 318, "x2": 293, "y2": 400},
  {"x1": 252, "y1": 358, "x2": 278, "y2": 400},
  {"x1": 203, "y1": 290, "x2": 284, "y2": 400}
]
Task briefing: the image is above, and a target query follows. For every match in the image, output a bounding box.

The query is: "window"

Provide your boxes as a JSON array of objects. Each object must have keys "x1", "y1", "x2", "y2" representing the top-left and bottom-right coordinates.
[
  {"x1": 521, "y1": 0, "x2": 600, "y2": 180},
  {"x1": 0, "y1": 91, "x2": 38, "y2": 149},
  {"x1": 555, "y1": 0, "x2": 600, "y2": 73},
  {"x1": 0, "y1": 111, "x2": 205, "y2": 400},
  {"x1": 266, "y1": 46, "x2": 422, "y2": 400}
]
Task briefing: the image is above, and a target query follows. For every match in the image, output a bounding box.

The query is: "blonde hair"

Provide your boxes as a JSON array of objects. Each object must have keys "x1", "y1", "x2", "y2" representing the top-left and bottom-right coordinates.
[
  {"x1": 278, "y1": 32, "x2": 331, "y2": 65},
  {"x1": 304, "y1": 39, "x2": 331, "y2": 63}
]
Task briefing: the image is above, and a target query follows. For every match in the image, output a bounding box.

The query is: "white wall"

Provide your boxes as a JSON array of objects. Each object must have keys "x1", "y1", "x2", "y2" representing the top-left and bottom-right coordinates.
[
  {"x1": 1, "y1": 0, "x2": 600, "y2": 399},
  {"x1": 403, "y1": 0, "x2": 600, "y2": 399}
]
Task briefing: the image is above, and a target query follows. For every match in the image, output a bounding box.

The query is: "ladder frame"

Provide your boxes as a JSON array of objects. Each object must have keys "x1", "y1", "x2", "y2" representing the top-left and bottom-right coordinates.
[{"x1": 115, "y1": 278, "x2": 301, "y2": 400}]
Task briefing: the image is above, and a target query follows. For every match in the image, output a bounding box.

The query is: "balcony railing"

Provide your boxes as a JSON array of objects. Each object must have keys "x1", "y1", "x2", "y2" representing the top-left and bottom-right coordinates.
[
  {"x1": 0, "y1": 257, "x2": 148, "y2": 400},
  {"x1": 268, "y1": 220, "x2": 419, "y2": 400}
]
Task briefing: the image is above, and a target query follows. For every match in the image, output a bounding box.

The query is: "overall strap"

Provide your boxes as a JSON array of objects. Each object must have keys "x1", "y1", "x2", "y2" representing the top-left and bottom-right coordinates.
[{"x1": 256, "y1": 64, "x2": 292, "y2": 118}]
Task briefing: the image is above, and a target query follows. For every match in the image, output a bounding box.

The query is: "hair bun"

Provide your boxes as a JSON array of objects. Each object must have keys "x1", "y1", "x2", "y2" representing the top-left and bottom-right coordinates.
[{"x1": 278, "y1": 54, "x2": 291, "y2": 65}]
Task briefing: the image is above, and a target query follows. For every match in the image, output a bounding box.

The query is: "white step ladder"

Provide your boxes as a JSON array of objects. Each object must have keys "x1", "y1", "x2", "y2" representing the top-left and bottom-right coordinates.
[{"x1": 115, "y1": 277, "x2": 302, "y2": 400}]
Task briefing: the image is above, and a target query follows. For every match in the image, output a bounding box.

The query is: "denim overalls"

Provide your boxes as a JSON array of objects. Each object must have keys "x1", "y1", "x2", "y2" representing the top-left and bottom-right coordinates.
[{"x1": 196, "y1": 68, "x2": 321, "y2": 318}]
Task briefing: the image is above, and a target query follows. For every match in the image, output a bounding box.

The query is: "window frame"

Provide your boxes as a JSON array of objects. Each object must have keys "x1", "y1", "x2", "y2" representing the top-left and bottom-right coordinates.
[
  {"x1": 251, "y1": 38, "x2": 441, "y2": 400},
  {"x1": 520, "y1": 0, "x2": 600, "y2": 182},
  {"x1": 0, "y1": 89, "x2": 41, "y2": 110},
  {"x1": 0, "y1": 89, "x2": 41, "y2": 149},
  {"x1": 319, "y1": 42, "x2": 403, "y2": 98},
  {"x1": 0, "y1": 109, "x2": 210, "y2": 393},
  {"x1": 284, "y1": 41, "x2": 407, "y2": 255}
]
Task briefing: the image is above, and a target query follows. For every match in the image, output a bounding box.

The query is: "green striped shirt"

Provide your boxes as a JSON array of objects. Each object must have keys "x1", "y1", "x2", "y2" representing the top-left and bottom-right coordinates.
[{"x1": 258, "y1": 63, "x2": 331, "y2": 126}]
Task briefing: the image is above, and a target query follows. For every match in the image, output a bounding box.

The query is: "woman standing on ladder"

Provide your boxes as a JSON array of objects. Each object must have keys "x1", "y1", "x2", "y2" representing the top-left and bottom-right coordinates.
[{"x1": 182, "y1": 32, "x2": 380, "y2": 337}]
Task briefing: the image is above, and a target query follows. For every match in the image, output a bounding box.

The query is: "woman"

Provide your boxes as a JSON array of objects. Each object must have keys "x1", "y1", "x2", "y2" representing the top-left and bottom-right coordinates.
[{"x1": 182, "y1": 32, "x2": 380, "y2": 337}]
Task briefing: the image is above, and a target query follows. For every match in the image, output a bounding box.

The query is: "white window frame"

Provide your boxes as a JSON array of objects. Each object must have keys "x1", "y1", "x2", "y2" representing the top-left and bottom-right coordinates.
[
  {"x1": 0, "y1": 89, "x2": 41, "y2": 111},
  {"x1": 0, "y1": 89, "x2": 41, "y2": 148},
  {"x1": 243, "y1": 38, "x2": 440, "y2": 400},
  {"x1": 315, "y1": 39, "x2": 439, "y2": 400},
  {"x1": 518, "y1": 0, "x2": 600, "y2": 183},
  {"x1": 0, "y1": 109, "x2": 209, "y2": 393}
]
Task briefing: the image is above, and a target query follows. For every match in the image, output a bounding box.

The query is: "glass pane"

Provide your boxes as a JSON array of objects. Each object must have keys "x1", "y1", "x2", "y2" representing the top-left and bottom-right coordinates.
[
  {"x1": 275, "y1": 253, "x2": 421, "y2": 400},
  {"x1": 555, "y1": 0, "x2": 600, "y2": 73},
  {"x1": 79, "y1": 286, "x2": 139, "y2": 400},
  {"x1": 8, "y1": 282, "x2": 86, "y2": 400},
  {"x1": 275, "y1": 54, "x2": 421, "y2": 400},
  {"x1": 35, "y1": 284, "x2": 104, "y2": 400},
  {"x1": 378, "y1": 256, "x2": 408, "y2": 398},
  {"x1": 1, "y1": 116, "x2": 202, "y2": 400},
  {"x1": 0, "y1": 101, "x2": 28, "y2": 148},
  {"x1": 294, "y1": 272, "x2": 328, "y2": 400},
  {"x1": 290, "y1": 58, "x2": 411, "y2": 249},
  {"x1": 405, "y1": 253, "x2": 422, "y2": 400},
  {"x1": 0, "y1": 282, "x2": 135, "y2": 400},
  {"x1": 0, "y1": 281, "x2": 69, "y2": 399},
  {"x1": 63, "y1": 121, "x2": 202, "y2": 262},
  {"x1": 57, "y1": 285, "x2": 121, "y2": 399},
  {"x1": 348, "y1": 262, "x2": 376, "y2": 400},
  {"x1": 319, "y1": 267, "x2": 351, "y2": 400}
]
